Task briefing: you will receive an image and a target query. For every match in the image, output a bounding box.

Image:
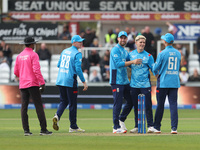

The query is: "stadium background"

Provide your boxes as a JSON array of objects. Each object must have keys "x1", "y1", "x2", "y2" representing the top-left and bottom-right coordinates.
[{"x1": 0, "y1": 0, "x2": 200, "y2": 108}]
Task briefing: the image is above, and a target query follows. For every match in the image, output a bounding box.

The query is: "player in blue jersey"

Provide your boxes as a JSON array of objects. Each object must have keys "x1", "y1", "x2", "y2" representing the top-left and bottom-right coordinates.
[
  {"x1": 119, "y1": 35, "x2": 156, "y2": 133},
  {"x1": 52, "y1": 35, "x2": 88, "y2": 133},
  {"x1": 110, "y1": 31, "x2": 142, "y2": 133},
  {"x1": 152, "y1": 33, "x2": 181, "y2": 134}
]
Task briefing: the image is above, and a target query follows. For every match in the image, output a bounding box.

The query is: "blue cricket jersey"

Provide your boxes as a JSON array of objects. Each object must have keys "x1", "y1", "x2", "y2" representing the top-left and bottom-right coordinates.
[
  {"x1": 109, "y1": 44, "x2": 130, "y2": 85},
  {"x1": 129, "y1": 49, "x2": 155, "y2": 88},
  {"x1": 153, "y1": 45, "x2": 181, "y2": 88},
  {"x1": 56, "y1": 46, "x2": 85, "y2": 88}
]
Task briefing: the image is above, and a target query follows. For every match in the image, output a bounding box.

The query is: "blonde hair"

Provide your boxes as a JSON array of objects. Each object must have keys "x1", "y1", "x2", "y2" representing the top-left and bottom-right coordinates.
[{"x1": 135, "y1": 35, "x2": 146, "y2": 41}]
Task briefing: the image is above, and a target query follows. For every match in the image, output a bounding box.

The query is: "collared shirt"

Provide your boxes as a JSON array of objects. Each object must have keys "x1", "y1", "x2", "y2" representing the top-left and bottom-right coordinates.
[
  {"x1": 109, "y1": 44, "x2": 129, "y2": 85},
  {"x1": 56, "y1": 45, "x2": 85, "y2": 88},
  {"x1": 129, "y1": 49, "x2": 155, "y2": 88},
  {"x1": 153, "y1": 45, "x2": 181, "y2": 88},
  {"x1": 14, "y1": 47, "x2": 45, "y2": 89}
]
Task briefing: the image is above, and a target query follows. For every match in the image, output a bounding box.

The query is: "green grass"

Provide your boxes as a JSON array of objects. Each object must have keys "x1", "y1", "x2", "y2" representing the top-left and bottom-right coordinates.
[{"x1": 0, "y1": 109, "x2": 200, "y2": 150}]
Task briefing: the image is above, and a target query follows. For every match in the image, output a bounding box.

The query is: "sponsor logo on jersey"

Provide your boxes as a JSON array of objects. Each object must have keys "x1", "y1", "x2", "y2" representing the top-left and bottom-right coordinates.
[
  {"x1": 169, "y1": 52, "x2": 176, "y2": 56},
  {"x1": 65, "y1": 51, "x2": 71, "y2": 54}
]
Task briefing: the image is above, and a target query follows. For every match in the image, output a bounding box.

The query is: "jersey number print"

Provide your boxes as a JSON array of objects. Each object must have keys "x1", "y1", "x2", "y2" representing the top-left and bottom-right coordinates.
[
  {"x1": 61, "y1": 55, "x2": 71, "y2": 68},
  {"x1": 168, "y1": 57, "x2": 177, "y2": 70}
]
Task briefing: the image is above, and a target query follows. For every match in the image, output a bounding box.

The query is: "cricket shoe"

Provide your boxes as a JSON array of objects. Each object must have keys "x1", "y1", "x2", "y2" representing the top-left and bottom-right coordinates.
[
  {"x1": 152, "y1": 128, "x2": 161, "y2": 134},
  {"x1": 40, "y1": 130, "x2": 53, "y2": 135},
  {"x1": 130, "y1": 128, "x2": 138, "y2": 133},
  {"x1": 52, "y1": 114, "x2": 59, "y2": 131},
  {"x1": 69, "y1": 127, "x2": 85, "y2": 133},
  {"x1": 119, "y1": 120, "x2": 127, "y2": 131},
  {"x1": 113, "y1": 128, "x2": 127, "y2": 134},
  {"x1": 171, "y1": 127, "x2": 177, "y2": 134},
  {"x1": 147, "y1": 127, "x2": 155, "y2": 133},
  {"x1": 24, "y1": 130, "x2": 32, "y2": 136}
]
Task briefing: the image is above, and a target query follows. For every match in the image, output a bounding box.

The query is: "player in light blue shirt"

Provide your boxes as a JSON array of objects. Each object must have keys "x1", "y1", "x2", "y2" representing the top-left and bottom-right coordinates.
[
  {"x1": 119, "y1": 35, "x2": 156, "y2": 133},
  {"x1": 110, "y1": 31, "x2": 142, "y2": 133},
  {"x1": 53, "y1": 35, "x2": 88, "y2": 133},
  {"x1": 152, "y1": 33, "x2": 181, "y2": 134}
]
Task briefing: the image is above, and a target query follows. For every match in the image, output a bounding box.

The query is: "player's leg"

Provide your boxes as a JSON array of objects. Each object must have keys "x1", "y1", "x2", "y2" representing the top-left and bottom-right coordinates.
[
  {"x1": 154, "y1": 88, "x2": 168, "y2": 131},
  {"x1": 52, "y1": 86, "x2": 69, "y2": 131},
  {"x1": 20, "y1": 88, "x2": 30, "y2": 133},
  {"x1": 141, "y1": 88, "x2": 153, "y2": 127},
  {"x1": 68, "y1": 87, "x2": 78, "y2": 129},
  {"x1": 119, "y1": 84, "x2": 133, "y2": 122},
  {"x1": 129, "y1": 88, "x2": 140, "y2": 133},
  {"x1": 29, "y1": 87, "x2": 47, "y2": 132},
  {"x1": 56, "y1": 86, "x2": 69, "y2": 119},
  {"x1": 111, "y1": 85, "x2": 124, "y2": 130},
  {"x1": 168, "y1": 88, "x2": 178, "y2": 133}
]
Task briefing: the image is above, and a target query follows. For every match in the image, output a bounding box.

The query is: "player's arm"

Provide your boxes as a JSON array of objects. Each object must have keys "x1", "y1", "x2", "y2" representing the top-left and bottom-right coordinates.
[
  {"x1": 148, "y1": 55, "x2": 158, "y2": 75},
  {"x1": 57, "y1": 53, "x2": 62, "y2": 68},
  {"x1": 75, "y1": 53, "x2": 88, "y2": 91},
  {"x1": 111, "y1": 48, "x2": 141, "y2": 68},
  {"x1": 32, "y1": 53, "x2": 45, "y2": 85},
  {"x1": 75, "y1": 53, "x2": 85, "y2": 83},
  {"x1": 152, "y1": 53, "x2": 162, "y2": 75}
]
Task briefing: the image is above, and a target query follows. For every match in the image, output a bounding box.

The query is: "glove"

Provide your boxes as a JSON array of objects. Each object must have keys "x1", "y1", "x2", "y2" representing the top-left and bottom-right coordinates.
[{"x1": 39, "y1": 84, "x2": 45, "y2": 93}]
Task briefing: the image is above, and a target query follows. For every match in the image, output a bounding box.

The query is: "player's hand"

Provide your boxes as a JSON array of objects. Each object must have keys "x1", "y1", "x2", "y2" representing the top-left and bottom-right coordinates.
[
  {"x1": 155, "y1": 74, "x2": 159, "y2": 78},
  {"x1": 39, "y1": 84, "x2": 45, "y2": 93},
  {"x1": 82, "y1": 82, "x2": 88, "y2": 91},
  {"x1": 133, "y1": 59, "x2": 142, "y2": 64}
]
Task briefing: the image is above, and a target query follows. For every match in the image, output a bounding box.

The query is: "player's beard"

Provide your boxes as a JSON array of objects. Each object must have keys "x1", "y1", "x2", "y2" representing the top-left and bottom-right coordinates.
[{"x1": 119, "y1": 41, "x2": 126, "y2": 47}]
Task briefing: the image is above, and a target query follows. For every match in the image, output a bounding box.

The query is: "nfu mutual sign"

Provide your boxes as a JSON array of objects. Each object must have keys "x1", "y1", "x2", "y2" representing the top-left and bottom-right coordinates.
[{"x1": 174, "y1": 24, "x2": 200, "y2": 40}]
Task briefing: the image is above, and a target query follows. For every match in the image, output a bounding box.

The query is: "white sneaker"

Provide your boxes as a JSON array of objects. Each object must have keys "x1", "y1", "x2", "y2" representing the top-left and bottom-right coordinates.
[
  {"x1": 52, "y1": 114, "x2": 59, "y2": 131},
  {"x1": 171, "y1": 130, "x2": 177, "y2": 134},
  {"x1": 153, "y1": 128, "x2": 161, "y2": 134},
  {"x1": 119, "y1": 120, "x2": 127, "y2": 131},
  {"x1": 113, "y1": 128, "x2": 127, "y2": 134},
  {"x1": 130, "y1": 128, "x2": 138, "y2": 133},
  {"x1": 147, "y1": 126, "x2": 155, "y2": 133},
  {"x1": 69, "y1": 127, "x2": 85, "y2": 133}
]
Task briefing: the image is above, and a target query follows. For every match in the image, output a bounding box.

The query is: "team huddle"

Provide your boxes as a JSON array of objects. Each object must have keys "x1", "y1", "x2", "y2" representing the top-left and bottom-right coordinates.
[
  {"x1": 109, "y1": 31, "x2": 180, "y2": 134},
  {"x1": 14, "y1": 31, "x2": 181, "y2": 136}
]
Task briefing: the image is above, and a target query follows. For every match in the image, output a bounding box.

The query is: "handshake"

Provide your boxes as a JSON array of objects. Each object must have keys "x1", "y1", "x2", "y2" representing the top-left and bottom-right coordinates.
[{"x1": 39, "y1": 84, "x2": 45, "y2": 93}]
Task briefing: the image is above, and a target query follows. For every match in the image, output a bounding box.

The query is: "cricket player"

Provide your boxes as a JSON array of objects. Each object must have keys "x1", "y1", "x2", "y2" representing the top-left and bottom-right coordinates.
[
  {"x1": 52, "y1": 35, "x2": 88, "y2": 133},
  {"x1": 152, "y1": 33, "x2": 181, "y2": 134},
  {"x1": 110, "y1": 31, "x2": 142, "y2": 133},
  {"x1": 119, "y1": 35, "x2": 156, "y2": 133}
]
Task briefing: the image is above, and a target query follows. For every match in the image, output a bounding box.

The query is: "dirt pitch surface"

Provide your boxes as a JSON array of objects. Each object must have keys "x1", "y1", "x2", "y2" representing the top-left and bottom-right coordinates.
[{"x1": 54, "y1": 132, "x2": 200, "y2": 137}]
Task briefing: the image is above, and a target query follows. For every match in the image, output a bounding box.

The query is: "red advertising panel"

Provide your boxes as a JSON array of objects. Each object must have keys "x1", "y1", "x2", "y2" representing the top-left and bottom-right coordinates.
[{"x1": 3, "y1": 12, "x2": 200, "y2": 22}]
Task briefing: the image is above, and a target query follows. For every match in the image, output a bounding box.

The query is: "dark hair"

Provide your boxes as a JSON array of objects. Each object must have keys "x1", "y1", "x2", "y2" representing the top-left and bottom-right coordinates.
[{"x1": 25, "y1": 44, "x2": 31, "y2": 47}]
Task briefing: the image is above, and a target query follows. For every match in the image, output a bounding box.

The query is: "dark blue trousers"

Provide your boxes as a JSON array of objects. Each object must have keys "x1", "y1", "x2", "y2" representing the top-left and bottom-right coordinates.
[
  {"x1": 111, "y1": 84, "x2": 132, "y2": 129},
  {"x1": 120, "y1": 87, "x2": 153, "y2": 128},
  {"x1": 154, "y1": 88, "x2": 178, "y2": 130},
  {"x1": 56, "y1": 85, "x2": 78, "y2": 129}
]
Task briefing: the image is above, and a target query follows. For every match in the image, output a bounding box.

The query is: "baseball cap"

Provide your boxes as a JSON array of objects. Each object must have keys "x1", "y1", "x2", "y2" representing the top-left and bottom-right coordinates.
[
  {"x1": 71, "y1": 35, "x2": 85, "y2": 44},
  {"x1": 118, "y1": 31, "x2": 127, "y2": 38},
  {"x1": 161, "y1": 33, "x2": 174, "y2": 44}
]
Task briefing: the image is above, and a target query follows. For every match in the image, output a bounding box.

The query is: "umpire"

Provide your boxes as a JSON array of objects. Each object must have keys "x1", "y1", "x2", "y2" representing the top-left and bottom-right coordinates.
[{"x1": 14, "y1": 36, "x2": 52, "y2": 136}]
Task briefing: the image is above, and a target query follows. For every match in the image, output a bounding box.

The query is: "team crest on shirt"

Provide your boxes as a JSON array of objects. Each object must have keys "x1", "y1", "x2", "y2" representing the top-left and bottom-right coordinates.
[
  {"x1": 131, "y1": 55, "x2": 136, "y2": 58},
  {"x1": 114, "y1": 54, "x2": 118, "y2": 57}
]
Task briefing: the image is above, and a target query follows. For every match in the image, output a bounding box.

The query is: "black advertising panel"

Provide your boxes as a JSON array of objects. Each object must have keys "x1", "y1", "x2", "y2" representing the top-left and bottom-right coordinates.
[
  {"x1": 8, "y1": 0, "x2": 200, "y2": 12},
  {"x1": 0, "y1": 23, "x2": 58, "y2": 40}
]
